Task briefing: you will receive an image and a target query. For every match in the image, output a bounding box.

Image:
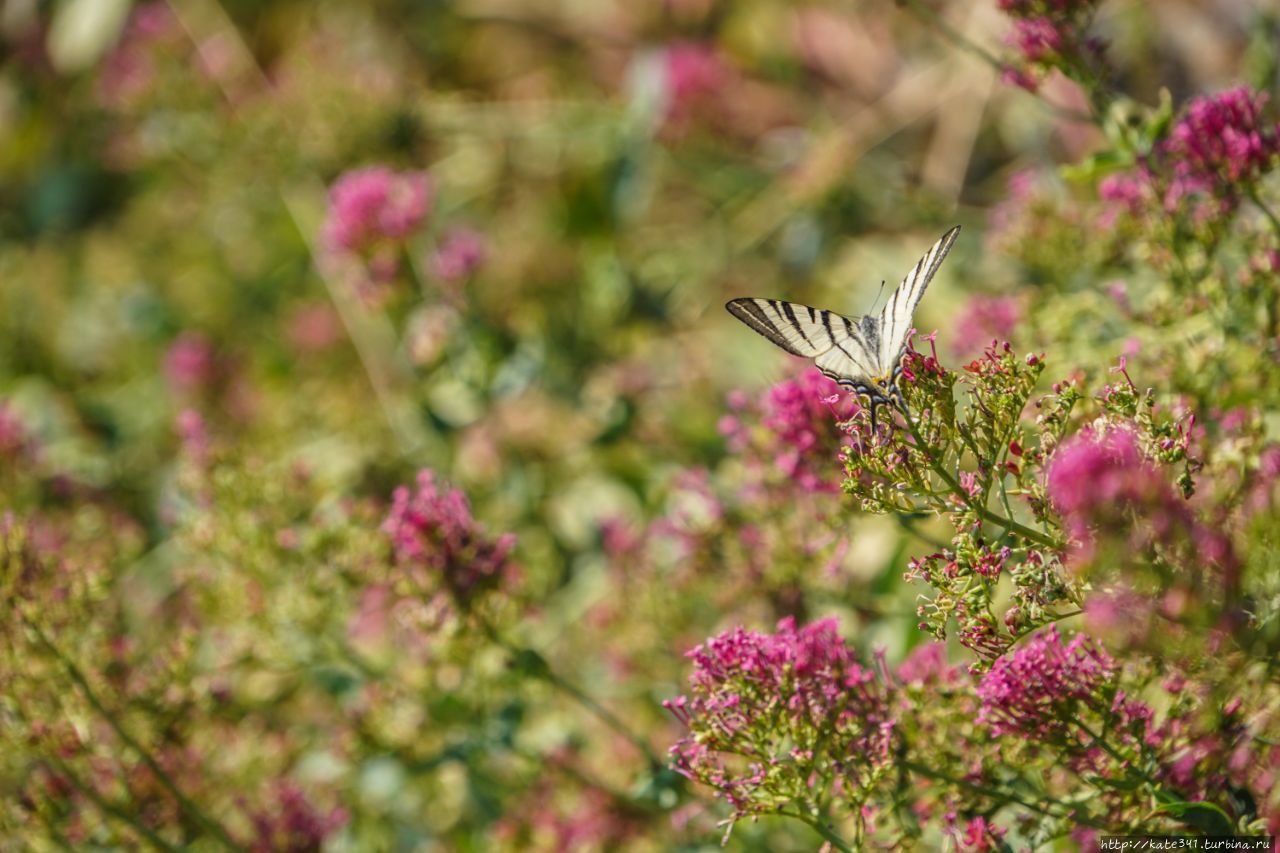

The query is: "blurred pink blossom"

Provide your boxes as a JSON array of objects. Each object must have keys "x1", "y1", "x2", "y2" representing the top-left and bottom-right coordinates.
[
  {"x1": 430, "y1": 227, "x2": 486, "y2": 281},
  {"x1": 164, "y1": 333, "x2": 218, "y2": 395},
  {"x1": 950, "y1": 295, "x2": 1022, "y2": 356},
  {"x1": 320, "y1": 167, "x2": 432, "y2": 297},
  {"x1": 175, "y1": 409, "x2": 209, "y2": 464},
  {"x1": 659, "y1": 42, "x2": 726, "y2": 124},
  {"x1": 286, "y1": 302, "x2": 343, "y2": 354},
  {"x1": 248, "y1": 783, "x2": 347, "y2": 853},
  {"x1": 383, "y1": 469, "x2": 515, "y2": 601},
  {"x1": 322, "y1": 167, "x2": 432, "y2": 253},
  {"x1": 1160, "y1": 87, "x2": 1280, "y2": 196}
]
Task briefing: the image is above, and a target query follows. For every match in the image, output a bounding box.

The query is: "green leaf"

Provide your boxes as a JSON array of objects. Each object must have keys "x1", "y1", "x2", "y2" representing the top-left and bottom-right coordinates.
[
  {"x1": 1060, "y1": 149, "x2": 1134, "y2": 183},
  {"x1": 1151, "y1": 798, "x2": 1235, "y2": 835}
]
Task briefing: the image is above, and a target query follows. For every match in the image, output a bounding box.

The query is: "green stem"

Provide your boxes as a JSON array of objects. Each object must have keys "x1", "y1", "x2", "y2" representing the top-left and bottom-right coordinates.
[
  {"x1": 897, "y1": 405, "x2": 1063, "y2": 551},
  {"x1": 1012, "y1": 609, "x2": 1084, "y2": 642},
  {"x1": 44, "y1": 756, "x2": 183, "y2": 852},
  {"x1": 25, "y1": 617, "x2": 243, "y2": 851},
  {"x1": 783, "y1": 811, "x2": 856, "y2": 853},
  {"x1": 475, "y1": 616, "x2": 664, "y2": 769},
  {"x1": 902, "y1": 761, "x2": 1105, "y2": 828},
  {"x1": 1247, "y1": 185, "x2": 1280, "y2": 235}
]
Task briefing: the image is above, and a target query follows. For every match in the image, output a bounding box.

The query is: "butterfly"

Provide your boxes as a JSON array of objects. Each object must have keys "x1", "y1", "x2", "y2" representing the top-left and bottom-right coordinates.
[{"x1": 725, "y1": 225, "x2": 960, "y2": 432}]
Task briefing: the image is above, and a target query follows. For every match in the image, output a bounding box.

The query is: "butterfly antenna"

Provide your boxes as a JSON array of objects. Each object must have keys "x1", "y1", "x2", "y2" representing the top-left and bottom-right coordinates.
[{"x1": 871, "y1": 279, "x2": 887, "y2": 312}]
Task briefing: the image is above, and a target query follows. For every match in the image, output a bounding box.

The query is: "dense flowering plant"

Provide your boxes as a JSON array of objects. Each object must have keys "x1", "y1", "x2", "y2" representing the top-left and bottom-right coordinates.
[{"x1": 5, "y1": 0, "x2": 1280, "y2": 850}]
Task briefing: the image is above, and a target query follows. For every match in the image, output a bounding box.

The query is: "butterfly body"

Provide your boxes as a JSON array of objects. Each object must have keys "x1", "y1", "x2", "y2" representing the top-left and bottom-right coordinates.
[{"x1": 725, "y1": 226, "x2": 961, "y2": 431}]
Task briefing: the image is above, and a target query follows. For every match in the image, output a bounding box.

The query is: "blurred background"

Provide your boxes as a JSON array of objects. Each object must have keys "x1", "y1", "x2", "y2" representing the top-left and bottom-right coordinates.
[{"x1": 0, "y1": 0, "x2": 1275, "y2": 849}]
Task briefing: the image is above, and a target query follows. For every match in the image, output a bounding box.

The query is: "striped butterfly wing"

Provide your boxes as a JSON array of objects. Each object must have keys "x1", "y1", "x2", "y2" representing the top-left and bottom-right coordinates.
[
  {"x1": 873, "y1": 225, "x2": 961, "y2": 377},
  {"x1": 724, "y1": 297, "x2": 880, "y2": 386}
]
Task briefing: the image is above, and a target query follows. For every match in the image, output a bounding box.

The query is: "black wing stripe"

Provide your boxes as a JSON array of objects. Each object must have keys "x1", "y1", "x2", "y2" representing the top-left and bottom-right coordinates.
[
  {"x1": 878, "y1": 226, "x2": 961, "y2": 373},
  {"x1": 726, "y1": 298, "x2": 807, "y2": 356},
  {"x1": 780, "y1": 302, "x2": 811, "y2": 346}
]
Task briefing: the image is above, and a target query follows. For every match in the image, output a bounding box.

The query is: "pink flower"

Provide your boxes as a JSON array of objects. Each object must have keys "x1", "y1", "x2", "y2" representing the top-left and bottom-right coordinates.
[
  {"x1": 1097, "y1": 173, "x2": 1147, "y2": 227},
  {"x1": 976, "y1": 627, "x2": 1118, "y2": 740},
  {"x1": 174, "y1": 409, "x2": 209, "y2": 465},
  {"x1": 1046, "y1": 427, "x2": 1174, "y2": 540},
  {"x1": 430, "y1": 228, "x2": 486, "y2": 282},
  {"x1": 382, "y1": 470, "x2": 515, "y2": 601},
  {"x1": 896, "y1": 642, "x2": 961, "y2": 686},
  {"x1": 320, "y1": 167, "x2": 432, "y2": 295},
  {"x1": 1162, "y1": 88, "x2": 1279, "y2": 189},
  {"x1": 950, "y1": 295, "x2": 1022, "y2": 356},
  {"x1": 1135, "y1": 87, "x2": 1280, "y2": 219},
  {"x1": 957, "y1": 815, "x2": 1006, "y2": 852},
  {"x1": 665, "y1": 617, "x2": 893, "y2": 819},
  {"x1": 756, "y1": 368, "x2": 861, "y2": 493},
  {"x1": 164, "y1": 333, "x2": 218, "y2": 395},
  {"x1": 1010, "y1": 17, "x2": 1062, "y2": 62},
  {"x1": 997, "y1": 0, "x2": 1103, "y2": 83},
  {"x1": 286, "y1": 302, "x2": 343, "y2": 354},
  {"x1": 660, "y1": 42, "x2": 726, "y2": 123},
  {"x1": 248, "y1": 783, "x2": 347, "y2": 853}
]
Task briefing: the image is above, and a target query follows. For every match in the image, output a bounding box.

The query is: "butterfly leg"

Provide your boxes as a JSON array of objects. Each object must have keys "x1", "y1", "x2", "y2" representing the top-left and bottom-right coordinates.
[{"x1": 845, "y1": 380, "x2": 893, "y2": 434}]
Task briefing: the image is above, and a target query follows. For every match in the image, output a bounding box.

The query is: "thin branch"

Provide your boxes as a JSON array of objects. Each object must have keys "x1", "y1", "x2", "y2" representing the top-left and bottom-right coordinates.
[
  {"x1": 896, "y1": 404, "x2": 1064, "y2": 550},
  {"x1": 474, "y1": 616, "x2": 664, "y2": 769},
  {"x1": 780, "y1": 810, "x2": 856, "y2": 853},
  {"x1": 25, "y1": 617, "x2": 243, "y2": 851},
  {"x1": 1247, "y1": 185, "x2": 1280, "y2": 236}
]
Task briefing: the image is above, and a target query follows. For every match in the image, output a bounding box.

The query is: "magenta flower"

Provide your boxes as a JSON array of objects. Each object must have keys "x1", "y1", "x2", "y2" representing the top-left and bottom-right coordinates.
[
  {"x1": 382, "y1": 469, "x2": 515, "y2": 601},
  {"x1": 996, "y1": 0, "x2": 1103, "y2": 89},
  {"x1": 950, "y1": 295, "x2": 1022, "y2": 356},
  {"x1": 1156, "y1": 87, "x2": 1280, "y2": 210},
  {"x1": 1046, "y1": 427, "x2": 1178, "y2": 542},
  {"x1": 248, "y1": 783, "x2": 347, "y2": 853},
  {"x1": 430, "y1": 227, "x2": 486, "y2": 282},
  {"x1": 659, "y1": 42, "x2": 726, "y2": 124},
  {"x1": 1010, "y1": 17, "x2": 1063, "y2": 62},
  {"x1": 323, "y1": 167, "x2": 431, "y2": 252},
  {"x1": 320, "y1": 166, "x2": 432, "y2": 296},
  {"x1": 174, "y1": 409, "x2": 210, "y2": 465},
  {"x1": 977, "y1": 627, "x2": 1112, "y2": 737},
  {"x1": 1167, "y1": 87, "x2": 1274, "y2": 188},
  {"x1": 164, "y1": 333, "x2": 218, "y2": 395},
  {"x1": 665, "y1": 617, "x2": 893, "y2": 823},
  {"x1": 723, "y1": 368, "x2": 861, "y2": 494}
]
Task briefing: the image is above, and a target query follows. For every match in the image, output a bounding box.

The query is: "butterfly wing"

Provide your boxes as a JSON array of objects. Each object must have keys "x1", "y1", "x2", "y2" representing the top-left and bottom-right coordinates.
[
  {"x1": 724, "y1": 297, "x2": 879, "y2": 386},
  {"x1": 874, "y1": 225, "x2": 961, "y2": 376}
]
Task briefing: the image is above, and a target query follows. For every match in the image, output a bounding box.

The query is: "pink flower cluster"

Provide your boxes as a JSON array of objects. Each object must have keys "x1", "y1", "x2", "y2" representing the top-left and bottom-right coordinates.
[
  {"x1": 1157, "y1": 87, "x2": 1280, "y2": 207},
  {"x1": 164, "y1": 332, "x2": 219, "y2": 395},
  {"x1": 660, "y1": 42, "x2": 726, "y2": 125},
  {"x1": 950, "y1": 295, "x2": 1022, "y2": 357},
  {"x1": 382, "y1": 469, "x2": 515, "y2": 601},
  {"x1": 977, "y1": 627, "x2": 1116, "y2": 738},
  {"x1": 320, "y1": 166, "x2": 432, "y2": 296},
  {"x1": 430, "y1": 227, "x2": 487, "y2": 282},
  {"x1": 1046, "y1": 427, "x2": 1176, "y2": 542},
  {"x1": 248, "y1": 783, "x2": 347, "y2": 853},
  {"x1": 721, "y1": 368, "x2": 861, "y2": 494},
  {"x1": 97, "y1": 2, "x2": 181, "y2": 108},
  {"x1": 996, "y1": 0, "x2": 1103, "y2": 89},
  {"x1": 665, "y1": 617, "x2": 893, "y2": 818},
  {"x1": 1100, "y1": 88, "x2": 1280, "y2": 223}
]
